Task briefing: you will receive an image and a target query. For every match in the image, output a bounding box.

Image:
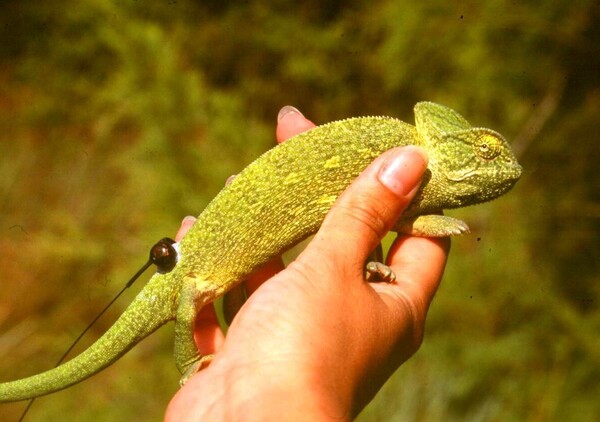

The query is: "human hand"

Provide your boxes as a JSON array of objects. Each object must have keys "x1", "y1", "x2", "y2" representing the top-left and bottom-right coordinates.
[{"x1": 165, "y1": 107, "x2": 449, "y2": 421}]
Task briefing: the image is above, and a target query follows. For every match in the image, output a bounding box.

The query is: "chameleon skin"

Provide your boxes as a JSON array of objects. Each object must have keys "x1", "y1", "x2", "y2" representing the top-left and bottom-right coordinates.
[{"x1": 0, "y1": 102, "x2": 522, "y2": 402}]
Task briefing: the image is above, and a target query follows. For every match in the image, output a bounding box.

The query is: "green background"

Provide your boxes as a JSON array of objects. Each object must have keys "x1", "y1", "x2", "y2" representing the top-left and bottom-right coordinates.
[{"x1": 0, "y1": 1, "x2": 598, "y2": 420}]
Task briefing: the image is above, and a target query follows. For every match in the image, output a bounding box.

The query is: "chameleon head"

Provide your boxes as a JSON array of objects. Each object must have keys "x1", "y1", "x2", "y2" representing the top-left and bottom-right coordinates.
[
  {"x1": 410, "y1": 101, "x2": 522, "y2": 211},
  {"x1": 423, "y1": 127, "x2": 522, "y2": 209}
]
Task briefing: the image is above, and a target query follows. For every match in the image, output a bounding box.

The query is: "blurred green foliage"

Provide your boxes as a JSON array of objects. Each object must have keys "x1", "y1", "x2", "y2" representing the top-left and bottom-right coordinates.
[{"x1": 0, "y1": 0, "x2": 598, "y2": 420}]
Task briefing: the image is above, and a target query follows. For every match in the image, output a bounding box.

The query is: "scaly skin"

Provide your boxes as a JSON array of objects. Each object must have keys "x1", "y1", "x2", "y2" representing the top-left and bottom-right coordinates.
[{"x1": 0, "y1": 102, "x2": 522, "y2": 402}]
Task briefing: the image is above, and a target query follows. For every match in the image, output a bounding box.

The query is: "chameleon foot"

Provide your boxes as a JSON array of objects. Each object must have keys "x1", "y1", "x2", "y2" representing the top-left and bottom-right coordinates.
[
  {"x1": 365, "y1": 261, "x2": 396, "y2": 283},
  {"x1": 223, "y1": 282, "x2": 248, "y2": 326},
  {"x1": 179, "y1": 354, "x2": 215, "y2": 386}
]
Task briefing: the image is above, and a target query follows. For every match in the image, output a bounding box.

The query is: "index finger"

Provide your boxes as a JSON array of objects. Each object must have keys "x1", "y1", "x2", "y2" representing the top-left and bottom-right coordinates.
[{"x1": 386, "y1": 235, "x2": 449, "y2": 313}]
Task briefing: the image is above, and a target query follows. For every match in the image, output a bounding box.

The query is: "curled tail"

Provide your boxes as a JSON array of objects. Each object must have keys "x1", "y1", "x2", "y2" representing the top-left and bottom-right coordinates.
[{"x1": 0, "y1": 273, "x2": 178, "y2": 402}]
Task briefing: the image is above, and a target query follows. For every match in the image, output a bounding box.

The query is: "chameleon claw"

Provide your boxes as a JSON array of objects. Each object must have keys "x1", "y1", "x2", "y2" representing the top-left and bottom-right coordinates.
[
  {"x1": 179, "y1": 354, "x2": 215, "y2": 386},
  {"x1": 365, "y1": 261, "x2": 396, "y2": 283}
]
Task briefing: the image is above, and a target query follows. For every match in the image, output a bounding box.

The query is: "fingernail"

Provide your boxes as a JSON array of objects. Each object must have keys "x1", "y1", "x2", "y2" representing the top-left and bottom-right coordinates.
[
  {"x1": 277, "y1": 105, "x2": 303, "y2": 122},
  {"x1": 378, "y1": 147, "x2": 428, "y2": 197},
  {"x1": 182, "y1": 215, "x2": 196, "y2": 225},
  {"x1": 225, "y1": 174, "x2": 237, "y2": 186}
]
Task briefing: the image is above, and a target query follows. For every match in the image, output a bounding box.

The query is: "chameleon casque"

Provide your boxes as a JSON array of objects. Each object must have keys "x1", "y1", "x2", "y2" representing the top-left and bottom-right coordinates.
[{"x1": 0, "y1": 102, "x2": 522, "y2": 402}]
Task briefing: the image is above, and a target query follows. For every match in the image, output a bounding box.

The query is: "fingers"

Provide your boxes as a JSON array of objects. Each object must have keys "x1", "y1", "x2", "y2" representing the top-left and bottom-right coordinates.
[
  {"x1": 386, "y1": 235, "x2": 449, "y2": 308},
  {"x1": 360, "y1": 235, "x2": 449, "y2": 385},
  {"x1": 276, "y1": 106, "x2": 316, "y2": 143},
  {"x1": 244, "y1": 257, "x2": 285, "y2": 294},
  {"x1": 175, "y1": 216, "x2": 196, "y2": 242},
  {"x1": 193, "y1": 304, "x2": 226, "y2": 356},
  {"x1": 369, "y1": 235, "x2": 448, "y2": 358},
  {"x1": 173, "y1": 216, "x2": 225, "y2": 355},
  {"x1": 305, "y1": 146, "x2": 429, "y2": 275}
]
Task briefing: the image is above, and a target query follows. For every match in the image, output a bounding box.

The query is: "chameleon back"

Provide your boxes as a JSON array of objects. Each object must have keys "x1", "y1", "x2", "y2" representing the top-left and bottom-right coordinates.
[{"x1": 176, "y1": 117, "x2": 418, "y2": 290}]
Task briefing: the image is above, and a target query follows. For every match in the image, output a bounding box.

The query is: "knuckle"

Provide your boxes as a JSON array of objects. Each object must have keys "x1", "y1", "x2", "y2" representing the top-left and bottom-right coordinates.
[{"x1": 337, "y1": 198, "x2": 393, "y2": 241}]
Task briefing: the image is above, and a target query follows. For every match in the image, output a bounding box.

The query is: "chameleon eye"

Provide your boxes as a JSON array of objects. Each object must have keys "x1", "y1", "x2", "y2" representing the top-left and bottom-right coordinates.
[
  {"x1": 475, "y1": 133, "x2": 502, "y2": 160},
  {"x1": 150, "y1": 237, "x2": 178, "y2": 272}
]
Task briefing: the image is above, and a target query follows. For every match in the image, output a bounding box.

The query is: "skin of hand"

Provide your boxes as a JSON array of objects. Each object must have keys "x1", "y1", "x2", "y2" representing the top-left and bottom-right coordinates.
[{"x1": 165, "y1": 107, "x2": 450, "y2": 421}]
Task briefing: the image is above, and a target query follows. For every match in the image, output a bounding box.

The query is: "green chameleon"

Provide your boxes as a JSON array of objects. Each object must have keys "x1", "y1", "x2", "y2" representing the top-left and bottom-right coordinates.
[{"x1": 0, "y1": 102, "x2": 521, "y2": 402}]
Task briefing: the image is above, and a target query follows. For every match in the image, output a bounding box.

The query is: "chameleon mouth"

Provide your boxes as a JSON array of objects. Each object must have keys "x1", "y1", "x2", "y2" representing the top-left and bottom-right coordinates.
[
  {"x1": 446, "y1": 160, "x2": 522, "y2": 184},
  {"x1": 446, "y1": 170, "x2": 478, "y2": 182},
  {"x1": 511, "y1": 163, "x2": 523, "y2": 180}
]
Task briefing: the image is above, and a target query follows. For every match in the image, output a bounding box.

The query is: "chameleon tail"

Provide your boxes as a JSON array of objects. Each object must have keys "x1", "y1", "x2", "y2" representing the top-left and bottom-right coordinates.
[{"x1": 0, "y1": 272, "x2": 178, "y2": 402}]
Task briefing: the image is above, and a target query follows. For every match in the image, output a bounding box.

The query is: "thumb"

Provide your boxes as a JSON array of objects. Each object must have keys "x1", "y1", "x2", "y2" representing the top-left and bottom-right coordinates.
[{"x1": 303, "y1": 146, "x2": 428, "y2": 273}]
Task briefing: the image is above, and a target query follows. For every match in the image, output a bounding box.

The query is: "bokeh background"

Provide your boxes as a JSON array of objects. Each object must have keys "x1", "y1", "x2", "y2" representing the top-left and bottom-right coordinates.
[{"x1": 0, "y1": 1, "x2": 598, "y2": 420}]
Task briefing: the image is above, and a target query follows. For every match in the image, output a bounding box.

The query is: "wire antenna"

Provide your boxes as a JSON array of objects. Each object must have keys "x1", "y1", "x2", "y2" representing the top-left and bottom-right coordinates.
[{"x1": 19, "y1": 238, "x2": 178, "y2": 421}]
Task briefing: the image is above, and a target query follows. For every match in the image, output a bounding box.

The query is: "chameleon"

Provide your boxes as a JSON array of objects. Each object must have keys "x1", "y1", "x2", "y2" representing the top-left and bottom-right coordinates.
[{"x1": 0, "y1": 101, "x2": 522, "y2": 403}]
